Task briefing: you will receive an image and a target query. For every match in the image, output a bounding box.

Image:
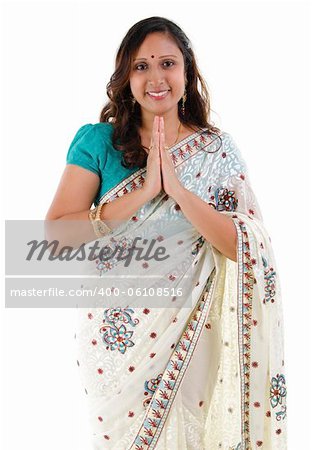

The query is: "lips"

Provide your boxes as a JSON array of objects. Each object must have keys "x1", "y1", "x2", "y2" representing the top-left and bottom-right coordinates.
[{"x1": 146, "y1": 90, "x2": 170, "y2": 100}]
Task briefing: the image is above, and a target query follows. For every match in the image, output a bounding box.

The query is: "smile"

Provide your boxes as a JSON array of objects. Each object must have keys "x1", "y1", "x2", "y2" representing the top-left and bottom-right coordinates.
[{"x1": 147, "y1": 90, "x2": 170, "y2": 100}]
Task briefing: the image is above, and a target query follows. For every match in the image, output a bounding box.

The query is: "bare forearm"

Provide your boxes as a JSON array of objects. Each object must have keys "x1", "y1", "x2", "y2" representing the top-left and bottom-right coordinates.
[
  {"x1": 98, "y1": 187, "x2": 153, "y2": 226},
  {"x1": 172, "y1": 186, "x2": 237, "y2": 262},
  {"x1": 45, "y1": 187, "x2": 153, "y2": 248}
]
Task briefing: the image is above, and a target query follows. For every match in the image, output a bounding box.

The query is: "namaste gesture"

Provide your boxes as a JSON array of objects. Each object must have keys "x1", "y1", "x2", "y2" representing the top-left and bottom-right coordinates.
[{"x1": 143, "y1": 115, "x2": 183, "y2": 200}]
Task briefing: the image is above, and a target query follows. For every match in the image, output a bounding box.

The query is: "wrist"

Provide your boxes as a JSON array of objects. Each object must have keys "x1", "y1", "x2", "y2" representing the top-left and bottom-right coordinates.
[
  {"x1": 141, "y1": 186, "x2": 158, "y2": 202},
  {"x1": 170, "y1": 184, "x2": 186, "y2": 203}
]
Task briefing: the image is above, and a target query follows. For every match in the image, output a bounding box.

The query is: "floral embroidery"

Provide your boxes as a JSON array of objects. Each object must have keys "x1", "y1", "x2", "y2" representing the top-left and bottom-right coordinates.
[
  {"x1": 99, "y1": 307, "x2": 139, "y2": 354},
  {"x1": 270, "y1": 373, "x2": 287, "y2": 421},
  {"x1": 262, "y1": 256, "x2": 277, "y2": 303},
  {"x1": 143, "y1": 373, "x2": 163, "y2": 408},
  {"x1": 101, "y1": 324, "x2": 134, "y2": 353},
  {"x1": 215, "y1": 187, "x2": 238, "y2": 212},
  {"x1": 95, "y1": 236, "x2": 135, "y2": 275},
  {"x1": 103, "y1": 307, "x2": 137, "y2": 326}
]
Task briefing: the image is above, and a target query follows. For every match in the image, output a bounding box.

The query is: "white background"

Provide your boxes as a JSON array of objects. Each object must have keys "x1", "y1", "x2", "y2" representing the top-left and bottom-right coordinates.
[{"x1": 1, "y1": 0, "x2": 311, "y2": 449}]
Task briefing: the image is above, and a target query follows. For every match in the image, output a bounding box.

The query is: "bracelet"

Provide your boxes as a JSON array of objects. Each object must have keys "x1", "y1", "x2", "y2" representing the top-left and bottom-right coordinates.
[{"x1": 88, "y1": 203, "x2": 112, "y2": 238}]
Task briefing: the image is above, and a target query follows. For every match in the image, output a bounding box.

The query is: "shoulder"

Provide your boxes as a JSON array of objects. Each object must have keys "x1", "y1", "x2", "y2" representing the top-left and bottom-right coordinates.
[
  {"x1": 218, "y1": 130, "x2": 237, "y2": 147},
  {"x1": 66, "y1": 122, "x2": 114, "y2": 175},
  {"x1": 214, "y1": 130, "x2": 247, "y2": 172},
  {"x1": 203, "y1": 129, "x2": 237, "y2": 149},
  {"x1": 72, "y1": 122, "x2": 114, "y2": 144},
  {"x1": 218, "y1": 131, "x2": 243, "y2": 156},
  {"x1": 68, "y1": 122, "x2": 114, "y2": 156},
  {"x1": 92, "y1": 122, "x2": 114, "y2": 138},
  {"x1": 205, "y1": 129, "x2": 240, "y2": 155}
]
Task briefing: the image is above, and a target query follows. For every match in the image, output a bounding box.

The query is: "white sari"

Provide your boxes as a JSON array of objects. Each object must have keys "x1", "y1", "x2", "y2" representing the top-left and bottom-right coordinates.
[{"x1": 75, "y1": 129, "x2": 287, "y2": 449}]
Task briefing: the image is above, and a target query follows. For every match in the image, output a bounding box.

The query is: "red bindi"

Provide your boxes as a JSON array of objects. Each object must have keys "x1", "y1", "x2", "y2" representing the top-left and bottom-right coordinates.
[{"x1": 151, "y1": 55, "x2": 154, "y2": 58}]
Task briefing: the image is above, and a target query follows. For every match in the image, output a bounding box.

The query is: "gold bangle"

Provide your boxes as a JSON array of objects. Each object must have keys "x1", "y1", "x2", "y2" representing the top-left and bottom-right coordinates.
[
  {"x1": 88, "y1": 204, "x2": 112, "y2": 238},
  {"x1": 95, "y1": 203, "x2": 105, "y2": 221},
  {"x1": 88, "y1": 209, "x2": 96, "y2": 221}
]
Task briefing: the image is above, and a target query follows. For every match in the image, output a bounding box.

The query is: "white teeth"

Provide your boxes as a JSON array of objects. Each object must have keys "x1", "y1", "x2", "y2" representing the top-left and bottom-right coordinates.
[{"x1": 148, "y1": 91, "x2": 168, "y2": 97}]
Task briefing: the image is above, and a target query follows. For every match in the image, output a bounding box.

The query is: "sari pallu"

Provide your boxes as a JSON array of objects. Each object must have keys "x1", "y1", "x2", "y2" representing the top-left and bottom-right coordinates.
[{"x1": 75, "y1": 130, "x2": 287, "y2": 449}]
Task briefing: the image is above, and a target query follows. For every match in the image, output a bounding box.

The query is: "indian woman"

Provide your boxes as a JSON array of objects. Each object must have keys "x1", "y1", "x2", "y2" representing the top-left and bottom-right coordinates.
[{"x1": 46, "y1": 16, "x2": 287, "y2": 450}]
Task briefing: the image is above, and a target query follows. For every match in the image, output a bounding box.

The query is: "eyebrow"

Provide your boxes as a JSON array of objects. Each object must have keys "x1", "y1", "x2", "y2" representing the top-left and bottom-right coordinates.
[{"x1": 133, "y1": 54, "x2": 178, "y2": 62}]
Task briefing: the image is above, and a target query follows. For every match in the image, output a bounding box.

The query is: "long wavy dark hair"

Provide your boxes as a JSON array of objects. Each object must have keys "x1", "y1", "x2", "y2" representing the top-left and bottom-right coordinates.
[{"x1": 100, "y1": 16, "x2": 221, "y2": 169}]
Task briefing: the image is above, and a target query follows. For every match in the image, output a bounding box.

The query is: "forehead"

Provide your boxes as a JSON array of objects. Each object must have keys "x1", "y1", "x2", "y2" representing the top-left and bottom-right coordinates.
[{"x1": 133, "y1": 32, "x2": 182, "y2": 59}]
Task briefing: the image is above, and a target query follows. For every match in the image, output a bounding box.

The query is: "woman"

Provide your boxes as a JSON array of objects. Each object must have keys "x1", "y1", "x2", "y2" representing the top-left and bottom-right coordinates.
[{"x1": 46, "y1": 16, "x2": 287, "y2": 450}]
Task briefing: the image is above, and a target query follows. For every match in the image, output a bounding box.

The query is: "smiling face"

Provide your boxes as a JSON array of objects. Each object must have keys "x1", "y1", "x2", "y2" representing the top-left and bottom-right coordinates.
[{"x1": 129, "y1": 32, "x2": 186, "y2": 125}]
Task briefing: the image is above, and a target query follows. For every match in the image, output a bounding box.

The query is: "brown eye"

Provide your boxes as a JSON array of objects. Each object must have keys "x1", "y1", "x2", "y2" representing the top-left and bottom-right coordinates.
[
  {"x1": 135, "y1": 63, "x2": 147, "y2": 71},
  {"x1": 163, "y1": 61, "x2": 175, "y2": 68},
  {"x1": 134, "y1": 61, "x2": 175, "y2": 71}
]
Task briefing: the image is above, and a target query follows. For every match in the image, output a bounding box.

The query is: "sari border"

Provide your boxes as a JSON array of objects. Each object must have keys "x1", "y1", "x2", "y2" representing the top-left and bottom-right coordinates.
[
  {"x1": 151, "y1": 272, "x2": 216, "y2": 449},
  {"x1": 129, "y1": 268, "x2": 216, "y2": 450},
  {"x1": 233, "y1": 218, "x2": 253, "y2": 450}
]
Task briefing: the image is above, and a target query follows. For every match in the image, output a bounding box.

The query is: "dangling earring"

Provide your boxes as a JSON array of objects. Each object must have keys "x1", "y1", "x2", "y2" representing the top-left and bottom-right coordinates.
[
  {"x1": 181, "y1": 90, "x2": 187, "y2": 116},
  {"x1": 131, "y1": 96, "x2": 136, "y2": 112}
]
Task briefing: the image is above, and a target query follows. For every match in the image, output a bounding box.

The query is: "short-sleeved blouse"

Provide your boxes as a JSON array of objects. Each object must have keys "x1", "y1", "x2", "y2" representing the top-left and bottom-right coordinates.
[{"x1": 66, "y1": 123, "x2": 139, "y2": 206}]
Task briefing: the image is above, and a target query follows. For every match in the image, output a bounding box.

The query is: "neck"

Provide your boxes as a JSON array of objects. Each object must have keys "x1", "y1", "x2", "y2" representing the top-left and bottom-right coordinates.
[{"x1": 140, "y1": 108, "x2": 181, "y2": 136}]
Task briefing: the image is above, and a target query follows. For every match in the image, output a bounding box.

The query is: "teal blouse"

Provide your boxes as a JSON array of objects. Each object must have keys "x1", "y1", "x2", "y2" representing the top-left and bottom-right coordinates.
[{"x1": 66, "y1": 123, "x2": 139, "y2": 206}]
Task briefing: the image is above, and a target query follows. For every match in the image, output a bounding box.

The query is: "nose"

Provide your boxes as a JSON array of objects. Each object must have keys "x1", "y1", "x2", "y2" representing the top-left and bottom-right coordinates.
[{"x1": 147, "y1": 65, "x2": 165, "y2": 87}]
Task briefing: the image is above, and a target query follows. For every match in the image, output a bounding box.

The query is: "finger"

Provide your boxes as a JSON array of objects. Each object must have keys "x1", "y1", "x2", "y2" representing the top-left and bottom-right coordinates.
[
  {"x1": 153, "y1": 115, "x2": 159, "y2": 136},
  {"x1": 160, "y1": 117, "x2": 170, "y2": 156},
  {"x1": 151, "y1": 116, "x2": 157, "y2": 147},
  {"x1": 155, "y1": 131, "x2": 160, "y2": 155},
  {"x1": 159, "y1": 117, "x2": 165, "y2": 154},
  {"x1": 155, "y1": 115, "x2": 160, "y2": 132},
  {"x1": 155, "y1": 116, "x2": 161, "y2": 151},
  {"x1": 149, "y1": 116, "x2": 159, "y2": 152},
  {"x1": 160, "y1": 129, "x2": 165, "y2": 154},
  {"x1": 159, "y1": 116, "x2": 164, "y2": 138}
]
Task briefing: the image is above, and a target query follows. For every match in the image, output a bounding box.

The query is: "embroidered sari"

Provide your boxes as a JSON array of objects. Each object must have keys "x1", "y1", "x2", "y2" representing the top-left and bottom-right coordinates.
[{"x1": 75, "y1": 129, "x2": 287, "y2": 449}]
